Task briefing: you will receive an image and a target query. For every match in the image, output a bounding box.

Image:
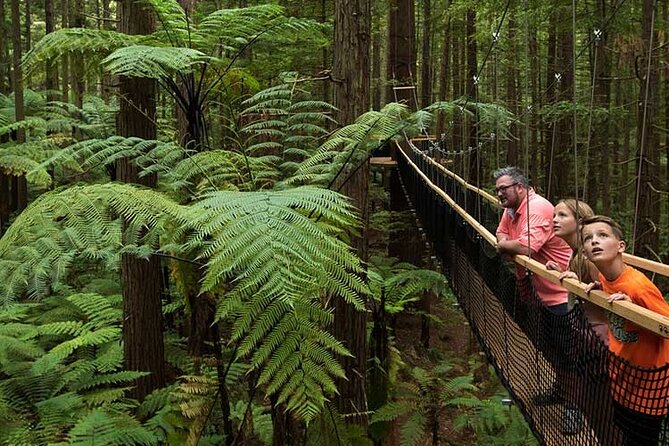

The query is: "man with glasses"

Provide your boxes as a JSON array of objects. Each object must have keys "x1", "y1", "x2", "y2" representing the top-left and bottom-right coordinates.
[
  {"x1": 494, "y1": 166, "x2": 571, "y2": 311},
  {"x1": 494, "y1": 167, "x2": 574, "y2": 418}
]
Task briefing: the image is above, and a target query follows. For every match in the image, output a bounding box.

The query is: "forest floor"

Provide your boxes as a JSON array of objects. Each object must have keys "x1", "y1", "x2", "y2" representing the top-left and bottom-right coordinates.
[{"x1": 392, "y1": 293, "x2": 500, "y2": 446}]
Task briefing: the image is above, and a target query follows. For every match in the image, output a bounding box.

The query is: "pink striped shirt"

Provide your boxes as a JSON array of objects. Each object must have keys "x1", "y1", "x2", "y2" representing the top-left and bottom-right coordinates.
[{"x1": 496, "y1": 190, "x2": 572, "y2": 307}]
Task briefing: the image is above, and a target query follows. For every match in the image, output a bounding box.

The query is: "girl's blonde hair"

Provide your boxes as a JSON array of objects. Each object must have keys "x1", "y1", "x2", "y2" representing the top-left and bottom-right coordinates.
[{"x1": 557, "y1": 198, "x2": 594, "y2": 222}]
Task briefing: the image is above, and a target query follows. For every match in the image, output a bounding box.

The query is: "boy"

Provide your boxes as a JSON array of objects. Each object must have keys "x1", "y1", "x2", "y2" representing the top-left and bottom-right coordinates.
[{"x1": 582, "y1": 215, "x2": 669, "y2": 445}]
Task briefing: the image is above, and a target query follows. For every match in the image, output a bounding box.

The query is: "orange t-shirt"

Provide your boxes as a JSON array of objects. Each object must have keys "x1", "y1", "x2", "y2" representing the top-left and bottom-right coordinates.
[{"x1": 600, "y1": 266, "x2": 669, "y2": 414}]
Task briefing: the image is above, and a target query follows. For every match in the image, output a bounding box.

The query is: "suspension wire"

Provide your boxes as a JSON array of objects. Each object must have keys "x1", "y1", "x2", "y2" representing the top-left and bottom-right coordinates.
[
  {"x1": 474, "y1": 71, "x2": 481, "y2": 223},
  {"x1": 583, "y1": 29, "x2": 601, "y2": 202},
  {"x1": 427, "y1": 0, "x2": 512, "y2": 168},
  {"x1": 572, "y1": 0, "x2": 579, "y2": 206},
  {"x1": 631, "y1": 0, "x2": 658, "y2": 254},
  {"x1": 513, "y1": 0, "x2": 630, "y2": 128},
  {"x1": 524, "y1": 0, "x2": 531, "y2": 260},
  {"x1": 547, "y1": 113, "x2": 558, "y2": 202}
]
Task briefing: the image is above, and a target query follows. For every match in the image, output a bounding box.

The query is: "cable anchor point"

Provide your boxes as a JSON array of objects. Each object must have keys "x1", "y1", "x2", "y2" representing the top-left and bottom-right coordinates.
[{"x1": 594, "y1": 29, "x2": 602, "y2": 42}]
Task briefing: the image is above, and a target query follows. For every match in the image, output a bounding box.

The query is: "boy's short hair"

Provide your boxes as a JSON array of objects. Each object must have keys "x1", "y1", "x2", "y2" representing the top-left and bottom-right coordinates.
[{"x1": 580, "y1": 215, "x2": 625, "y2": 241}]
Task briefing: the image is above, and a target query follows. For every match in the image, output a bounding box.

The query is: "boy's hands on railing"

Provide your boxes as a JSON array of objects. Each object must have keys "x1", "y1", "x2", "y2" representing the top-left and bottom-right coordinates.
[
  {"x1": 585, "y1": 281, "x2": 602, "y2": 293},
  {"x1": 607, "y1": 292, "x2": 632, "y2": 303}
]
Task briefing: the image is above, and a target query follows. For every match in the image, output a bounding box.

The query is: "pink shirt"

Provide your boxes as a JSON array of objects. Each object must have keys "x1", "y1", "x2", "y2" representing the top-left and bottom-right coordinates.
[{"x1": 496, "y1": 190, "x2": 572, "y2": 307}]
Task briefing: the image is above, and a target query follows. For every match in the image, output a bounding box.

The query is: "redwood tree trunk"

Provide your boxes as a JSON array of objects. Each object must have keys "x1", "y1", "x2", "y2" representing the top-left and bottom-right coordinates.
[
  {"x1": 45, "y1": 0, "x2": 59, "y2": 102},
  {"x1": 420, "y1": 0, "x2": 432, "y2": 108},
  {"x1": 72, "y1": 0, "x2": 85, "y2": 109},
  {"x1": 11, "y1": 0, "x2": 27, "y2": 212},
  {"x1": 435, "y1": 0, "x2": 451, "y2": 141},
  {"x1": 466, "y1": 7, "x2": 478, "y2": 181},
  {"x1": 0, "y1": 0, "x2": 9, "y2": 94},
  {"x1": 61, "y1": 0, "x2": 69, "y2": 101},
  {"x1": 505, "y1": 18, "x2": 518, "y2": 167},
  {"x1": 333, "y1": 0, "x2": 370, "y2": 426},
  {"x1": 387, "y1": 0, "x2": 415, "y2": 107},
  {"x1": 633, "y1": 0, "x2": 660, "y2": 258},
  {"x1": 117, "y1": 0, "x2": 166, "y2": 401}
]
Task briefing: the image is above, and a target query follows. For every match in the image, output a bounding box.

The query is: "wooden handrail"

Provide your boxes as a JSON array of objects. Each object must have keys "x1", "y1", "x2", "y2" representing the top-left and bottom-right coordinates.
[
  {"x1": 398, "y1": 142, "x2": 669, "y2": 338},
  {"x1": 407, "y1": 139, "x2": 669, "y2": 278}
]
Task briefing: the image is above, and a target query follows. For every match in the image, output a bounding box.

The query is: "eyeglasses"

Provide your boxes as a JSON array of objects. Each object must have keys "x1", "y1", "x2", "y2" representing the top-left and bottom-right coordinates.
[{"x1": 494, "y1": 182, "x2": 518, "y2": 194}]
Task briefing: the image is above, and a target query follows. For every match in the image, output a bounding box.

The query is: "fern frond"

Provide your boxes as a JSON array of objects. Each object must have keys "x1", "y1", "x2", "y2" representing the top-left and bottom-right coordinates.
[
  {"x1": 400, "y1": 412, "x2": 426, "y2": 446},
  {"x1": 23, "y1": 28, "x2": 142, "y2": 75},
  {"x1": 103, "y1": 46, "x2": 210, "y2": 79},
  {"x1": 190, "y1": 187, "x2": 365, "y2": 307},
  {"x1": 141, "y1": 0, "x2": 190, "y2": 47},
  {"x1": 66, "y1": 408, "x2": 159, "y2": 446},
  {"x1": 370, "y1": 400, "x2": 414, "y2": 423},
  {"x1": 199, "y1": 4, "x2": 286, "y2": 52}
]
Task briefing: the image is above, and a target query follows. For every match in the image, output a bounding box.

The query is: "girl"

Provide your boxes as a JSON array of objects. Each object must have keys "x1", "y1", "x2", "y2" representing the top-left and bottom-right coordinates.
[{"x1": 547, "y1": 198, "x2": 608, "y2": 344}]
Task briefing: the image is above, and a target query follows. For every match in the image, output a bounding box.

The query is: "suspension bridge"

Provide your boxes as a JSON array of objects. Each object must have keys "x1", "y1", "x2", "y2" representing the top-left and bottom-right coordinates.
[{"x1": 375, "y1": 138, "x2": 669, "y2": 446}]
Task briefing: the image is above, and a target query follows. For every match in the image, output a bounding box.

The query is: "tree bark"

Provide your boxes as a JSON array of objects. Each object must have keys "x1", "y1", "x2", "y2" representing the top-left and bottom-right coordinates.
[
  {"x1": 72, "y1": 0, "x2": 85, "y2": 109},
  {"x1": 117, "y1": 0, "x2": 166, "y2": 401},
  {"x1": 24, "y1": 0, "x2": 30, "y2": 53},
  {"x1": 0, "y1": 0, "x2": 9, "y2": 94},
  {"x1": 466, "y1": 7, "x2": 478, "y2": 181},
  {"x1": 450, "y1": 15, "x2": 461, "y2": 156},
  {"x1": 333, "y1": 0, "x2": 370, "y2": 426},
  {"x1": 505, "y1": 18, "x2": 518, "y2": 167},
  {"x1": 11, "y1": 0, "x2": 27, "y2": 212},
  {"x1": 61, "y1": 0, "x2": 69, "y2": 102},
  {"x1": 420, "y1": 0, "x2": 432, "y2": 108},
  {"x1": 387, "y1": 0, "x2": 415, "y2": 107},
  {"x1": 435, "y1": 0, "x2": 451, "y2": 141},
  {"x1": 633, "y1": 0, "x2": 660, "y2": 259},
  {"x1": 45, "y1": 0, "x2": 59, "y2": 102}
]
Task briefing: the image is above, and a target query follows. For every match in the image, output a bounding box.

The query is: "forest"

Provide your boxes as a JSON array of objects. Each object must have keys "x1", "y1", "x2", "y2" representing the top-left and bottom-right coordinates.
[{"x1": 0, "y1": 0, "x2": 666, "y2": 444}]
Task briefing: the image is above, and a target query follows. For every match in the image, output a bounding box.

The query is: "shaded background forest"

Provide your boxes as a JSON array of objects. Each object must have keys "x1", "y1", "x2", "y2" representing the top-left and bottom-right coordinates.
[{"x1": 0, "y1": 0, "x2": 666, "y2": 445}]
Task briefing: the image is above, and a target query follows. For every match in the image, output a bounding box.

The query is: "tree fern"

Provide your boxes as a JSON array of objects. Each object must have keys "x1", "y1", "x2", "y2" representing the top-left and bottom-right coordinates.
[
  {"x1": 290, "y1": 103, "x2": 411, "y2": 187},
  {"x1": 23, "y1": 29, "x2": 143, "y2": 75}
]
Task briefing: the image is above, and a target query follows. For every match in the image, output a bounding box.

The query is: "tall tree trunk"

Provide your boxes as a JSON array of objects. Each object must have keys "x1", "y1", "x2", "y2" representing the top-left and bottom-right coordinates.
[
  {"x1": 72, "y1": 0, "x2": 84, "y2": 109},
  {"x1": 371, "y1": 4, "x2": 381, "y2": 110},
  {"x1": 435, "y1": 0, "x2": 451, "y2": 141},
  {"x1": 117, "y1": 0, "x2": 166, "y2": 402},
  {"x1": 45, "y1": 0, "x2": 59, "y2": 102},
  {"x1": 321, "y1": 0, "x2": 330, "y2": 105},
  {"x1": 24, "y1": 0, "x2": 30, "y2": 53},
  {"x1": 61, "y1": 0, "x2": 69, "y2": 102},
  {"x1": 0, "y1": 0, "x2": 9, "y2": 94},
  {"x1": 101, "y1": 0, "x2": 113, "y2": 100},
  {"x1": 553, "y1": 1, "x2": 573, "y2": 199},
  {"x1": 333, "y1": 0, "x2": 370, "y2": 426},
  {"x1": 586, "y1": 0, "x2": 612, "y2": 211},
  {"x1": 633, "y1": 0, "x2": 660, "y2": 258},
  {"x1": 529, "y1": 25, "x2": 540, "y2": 186},
  {"x1": 664, "y1": 0, "x2": 669, "y2": 259},
  {"x1": 11, "y1": 0, "x2": 27, "y2": 212},
  {"x1": 450, "y1": 16, "x2": 461, "y2": 155},
  {"x1": 466, "y1": 7, "x2": 478, "y2": 181},
  {"x1": 420, "y1": 0, "x2": 432, "y2": 108},
  {"x1": 506, "y1": 18, "x2": 518, "y2": 167},
  {"x1": 387, "y1": 0, "x2": 415, "y2": 107}
]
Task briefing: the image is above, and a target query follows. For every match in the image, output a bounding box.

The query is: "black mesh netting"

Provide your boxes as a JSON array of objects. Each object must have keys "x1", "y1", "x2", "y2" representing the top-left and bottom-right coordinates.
[{"x1": 396, "y1": 141, "x2": 669, "y2": 446}]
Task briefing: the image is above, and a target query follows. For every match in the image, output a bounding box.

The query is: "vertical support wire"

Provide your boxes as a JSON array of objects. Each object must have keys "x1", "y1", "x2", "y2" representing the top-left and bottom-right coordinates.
[{"x1": 573, "y1": 0, "x2": 579, "y2": 204}]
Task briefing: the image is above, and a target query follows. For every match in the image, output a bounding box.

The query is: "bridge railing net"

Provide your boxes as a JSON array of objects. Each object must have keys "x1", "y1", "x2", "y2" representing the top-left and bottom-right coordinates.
[{"x1": 398, "y1": 141, "x2": 669, "y2": 446}]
